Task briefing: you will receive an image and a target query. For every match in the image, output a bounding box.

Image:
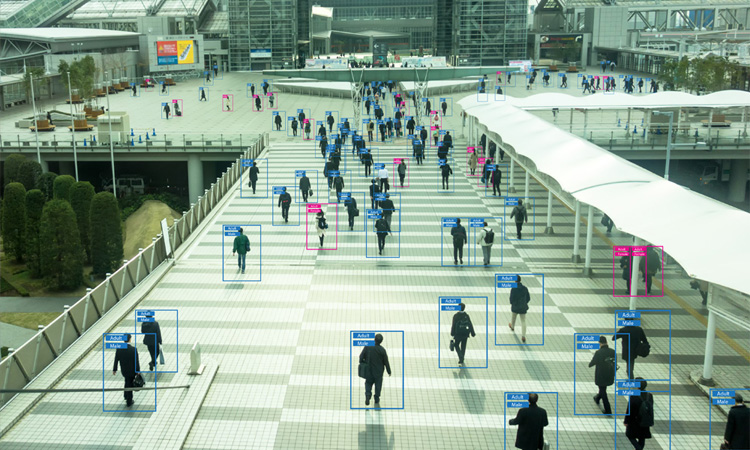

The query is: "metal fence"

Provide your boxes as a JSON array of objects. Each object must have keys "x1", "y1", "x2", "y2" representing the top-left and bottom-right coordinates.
[{"x1": 0, "y1": 132, "x2": 269, "y2": 408}]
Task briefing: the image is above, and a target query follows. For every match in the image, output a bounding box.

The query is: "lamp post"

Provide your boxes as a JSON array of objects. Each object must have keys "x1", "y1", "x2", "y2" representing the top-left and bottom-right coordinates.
[
  {"x1": 105, "y1": 73, "x2": 117, "y2": 197},
  {"x1": 27, "y1": 67, "x2": 42, "y2": 166},
  {"x1": 67, "y1": 71, "x2": 79, "y2": 181},
  {"x1": 654, "y1": 110, "x2": 707, "y2": 180}
]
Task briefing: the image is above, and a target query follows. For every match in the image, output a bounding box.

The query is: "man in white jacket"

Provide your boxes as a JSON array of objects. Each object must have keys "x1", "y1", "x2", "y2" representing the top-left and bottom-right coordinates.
[
  {"x1": 377, "y1": 166, "x2": 389, "y2": 192},
  {"x1": 476, "y1": 222, "x2": 494, "y2": 266}
]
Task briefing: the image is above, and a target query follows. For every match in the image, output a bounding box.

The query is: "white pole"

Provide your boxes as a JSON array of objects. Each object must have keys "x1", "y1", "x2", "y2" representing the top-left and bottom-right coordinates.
[
  {"x1": 583, "y1": 205, "x2": 594, "y2": 275},
  {"x1": 524, "y1": 170, "x2": 530, "y2": 199},
  {"x1": 701, "y1": 286, "x2": 717, "y2": 385},
  {"x1": 629, "y1": 237, "x2": 643, "y2": 311},
  {"x1": 509, "y1": 158, "x2": 516, "y2": 193},
  {"x1": 29, "y1": 73, "x2": 42, "y2": 165},
  {"x1": 544, "y1": 189, "x2": 553, "y2": 234},
  {"x1": 68, "y1": 71, "x2": 79, "y2": 181},
  {"x1": 572, "y1": 200, "x2": 581, "y2": 263},
  {"x1": 664, "y1": 111, "x2": 673, "y2": 180},
  {"x1": 105, "y1": 73, "x2": 117, "y2": 198}
]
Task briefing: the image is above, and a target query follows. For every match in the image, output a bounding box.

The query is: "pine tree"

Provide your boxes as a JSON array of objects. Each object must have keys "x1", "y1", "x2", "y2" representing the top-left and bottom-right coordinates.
[
  {"x1": 69, "y1": 181, "x2": 95, "y2": 263},
  {"x1": 25, "y1": 189, "x2": 46, "y2": 277},
  {"x1": 2, "y1": 182, "x2": 27, "y2": 261},
  {"x1": 90, "y1": 192, "x2": 123, "y2": 276},
  {"x1": 40, "y1": 200, "x2": 83, "y2": 290},
  {"x1": 53, "y1": 175, "x2": 76, "y2": 201}
]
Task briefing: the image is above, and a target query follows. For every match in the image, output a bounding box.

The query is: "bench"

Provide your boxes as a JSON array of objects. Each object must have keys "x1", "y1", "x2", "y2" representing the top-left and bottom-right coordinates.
[
  {"x1": 548, "y1": 65, "x2": 559, "y2": 72},
  {"x1": 66, "y1": 95, "x2": 83, "y2": 104},
  {"x1": 30, "y1": 119, "x2": 56, "y2": 132},
  {"x1": 566, "y1": 66, "x2": 578, "y2": 73},
  {"x1": 164, "y1": 78, "x2": 176, "y2": 86},
  {"x1": 113, "y1": 83, "x2": 125, "y2": 92},
  {"x1": 68, "y1": 119, "x2": 94, "y2": 131},
  {"x1": 701, "y1": 114, "x2": 732, "y2": 128}
]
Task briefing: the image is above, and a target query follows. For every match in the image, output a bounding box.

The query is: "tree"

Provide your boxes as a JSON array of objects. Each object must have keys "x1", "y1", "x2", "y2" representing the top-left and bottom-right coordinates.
[
  {"x1": 36, "y1": 171, "x2": 57, "y2": 201},
  {"x1": 40, "y1": 200, "x2": 83, "y2": 290},
  {"x1": 90, "y1": 192, "x2": 123, "y2": 276},
  {"x1": 53, "y1": 175, "x2": 76, "y2": 201},
  {"x1": 3, "y1": 154, "x2": 26, "y2": 187},
  {"x1": 23, "y1": 67, "x2": 47, "y2": 104},
  {"x1": 25, "y1": 189, "x2": 45, "y2": 277},
  {"x1": 18, "y1": 159, "x2": 43, "y2": 191},
  {"x1": 2, "y1": 183, "x2": 27, "y2": 261},
  {"x1": 69, "y1": 181, "x2": 95, "y2": 263}
]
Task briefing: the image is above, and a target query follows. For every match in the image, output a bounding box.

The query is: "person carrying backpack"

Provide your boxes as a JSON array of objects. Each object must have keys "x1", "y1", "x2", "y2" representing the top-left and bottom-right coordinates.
[
  {"x1": 625, "y1": 378, "x2": 653, "y2": 450},
  {"x1": 510, "y1": 199, "x2": 528, "y2": 239},
  {"x1": 476, "y1": 221, "x2": 494, "y2": 266},
  {"x1": 374, "y1": 214, "x2": 391, "y2": 255},
  {"x1": 450, "y1": 303, "x2": 476, "y2": 366},
  {"x1": 589, "y1": 335, "x2": 616, "y2": 415}
]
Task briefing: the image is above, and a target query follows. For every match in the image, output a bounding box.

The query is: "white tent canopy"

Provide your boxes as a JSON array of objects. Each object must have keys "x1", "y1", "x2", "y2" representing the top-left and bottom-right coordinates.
[
  {"x1": 458, "y1": 92, "x2": 750, "y2": 295},
  {"x1": 501, "y1": 90, "x2": 750, "y2": 110}
]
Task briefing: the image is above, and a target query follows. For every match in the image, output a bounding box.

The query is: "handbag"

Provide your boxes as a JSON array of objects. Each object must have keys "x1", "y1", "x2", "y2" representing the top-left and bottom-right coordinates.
[
  {"x1": 132, "y1": 373, "x2": 145, "y2": 388},
  {"x1": 308, "y1": 189, "x2": 313, "y2": 197},
  {"x1": 449, "y1": 339, "x2": 455, "y2": 352},
  {"x1": 719, "y1": 443, "x2": 729, "y2": 450},
  {"x1": 159, "y1": 345, "x2": 165, "y2": 365},
  {"x1": 636, "y1": 341, "x2": 651, "y2": 358},
  {"x1": 358, "y1": 362, "x2": 368, "y2": 379},
  {"x1": 353, "y1": 208, "x2": 360, "y2": 217}
]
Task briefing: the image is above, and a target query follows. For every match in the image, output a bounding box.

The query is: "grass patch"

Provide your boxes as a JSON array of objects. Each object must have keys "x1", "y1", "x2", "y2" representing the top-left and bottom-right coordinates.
[{"x1": 0, "y1": 312, "x2": 61, "y2": 330}]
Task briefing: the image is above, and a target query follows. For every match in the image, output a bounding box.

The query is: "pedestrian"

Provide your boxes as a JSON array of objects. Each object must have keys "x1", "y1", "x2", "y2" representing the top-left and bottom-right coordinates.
[
  {"x1": 365, "y1": 98, "x2": 371, "y2": 115},
  {"x1": 425, "y1": 98, "x2": 432, "y2": 115},
  {"x1": 298, "y1": 110, "x2": 305, "y2": 125},
  {"x1": 543, "y1": 72, "x2": 550, "y2": 86},
  {"x1": 724, "y1": 393, "x2": 750, "y2": 450},
  {"x1": 132, "y1": 84, "x2": 137, "y2": 96},
  {"x1": 299, "y1": 172, "x2": 311, "y2": 203},
  {"x1": 206, "y1": 72, "x2": 211, "y2": 82},
  {"x1": 451, "y1": 302, "x2": 476, "y2": 366},
  {"x1": 345, "y1": 194, "x2": 358, "y2": 231},
  {"x1": 362, "y1": 149, "x2": 373, "y2": 177},
  {"x1": 200, "y1": 88, "x2": 206, "y2": 101},
  {"x1": 638, "y1": 79, "x2": 644, "y2": 93},
  {"x1": 397, "y1": 160, "x2": 407, "y2": 187},
  {"x1": 613, "y1": 324, "x2": 648, "y2": 379},
  {"x1": 379, "y1": 194, "x2": 395, "y2": 228},
  {"x1": 269, "y1": 93, "x2": 275, "y2": 108},
  {"x1": 278, "y1": 187, "x2": 292, "y2": 223},
  {"x1": 508, "y1": 275, "x2": 530, "y2": 343},
  {"x1": 508, "y1": 393, "x2": 549, "y2": 450},
  {"x1": 480, "y1": 134, "x2": 487, "y2": 155},
  {"x1": 378, "y1": 165, "x2": 389, "y2": 192},
  {"x1": 481, "y1": 158, "x2": 493, "y2": 184},
  {"x1": 379, "y1": 122, "x2": 387, "y2": 142},
  {"x1": 319, "y1": 136, "x2": 328, "y2": 158},
  {"x1": 601, "y1": 214, "x2": 614, "y2": 233},
  {"x1": 324, "y1": 160, "x2": 333, "y2": 189},
  {"x1": 414, "y1": 140, "x2": 424, "y2": 165},
  {"x1": 162, "y1": 83, "x2": 167, "y2": 93},
  {"x1": 492, "y1": 167, "x2": 502, "y2": 196},
  {"x1": 291, "y1": 118, "x2": 298, "y2": 136},
  {"x1": 441, "y1": 161, "x2": 453, "y2": 190},
  {"x1": 420, "y1": 127, "x2": 428, "y2": 148},
  {"x1": 255, "y1": 96, "x2": 262, "y2": 111},
  {"x1": 589, "y1": 335, "x2": 616, "y2": 415},
  {"x1": 262, "y1": 80, "x2": 269, "y2": 96},
  {"x1": 476, "y1": 221, "x2": 494, "y2": 265},
  {"x1": 247, "y1": 161, "x2": 260, "y2": 194},
  {"x1": 610, "y1": 61, "x2": 616, "y2": 72},
  {"x1": 374, "y1": 213, "x2": 392, "y2": 254},
  {"x1": 451, "y1": 218, "x2": 466, "y2": 265},
  {"x1": 638, "y1": 247, "x2": 661, "y2": 294},
  {"x1": 318, "y1": 123, "x2": 327, "y2": 138},
  {"x1": 561, "y1": 74, "x2": 567, "y2": 88},
  {"x1": 624, "y1": 378, "x2": 653, "y2": 450},
  {"x1": 406, "y1": 117, "x2": 415, "y2": 136},
  {"x1": 111, "y1": 333, "x2": 141, "y2": 407},
  {"x1": 274, "y1": 114, "x2": 282, "y2": 131},
  {"x1": 441, "y1": 100, "x2": 448, "y2": 116},
  {"x1": 304, "y1": 120, "x2": 311, "y2": 139},
  {"x1": 358, "y1": 333, "x2": 391, "y2": 405},
  {"x1": 163, "y1": 103, "x2": 171, "y2": 120},
  {"x1": 333, "y1": 173, "x2": 345, "y2": 202},
  {"x1": 369, "y1": 179, "x2": 381, "y2": 209},
  {"x1": 368, "y1": 121, "x2": 374, "y2": 142},
  {"x1": 140, "y1": 317, "x2": 162, "y2": 372},
  {"x1": 394, "y1": 118, "x2": 402, "y2": 137},
  {"x1": 315, "y1": 211, "x2": 328, "y2": 247},
  {"x1": 510, "y1": 199, "x2": 528, "y2": 239},
  {"x1": 386, "y1": 118, "x2": 393, "y2": 139},
  {"x1": 507, "y1": 72, "x2": 512, "y2": 83},
  {"x1": 251, "y1": 84, "x2": 255, "y2": 97},
  {"x1": 469, "y1": 151, "x2": 478, "y2": 175},
  {"x1": 601, "y1": 60, "x2": 607, "y2": 73}
]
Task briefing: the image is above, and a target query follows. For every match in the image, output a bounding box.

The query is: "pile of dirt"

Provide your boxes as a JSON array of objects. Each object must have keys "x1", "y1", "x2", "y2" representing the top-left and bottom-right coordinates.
[{"x1": 123, "y1": 200, "x2": 181, "y2": 259}]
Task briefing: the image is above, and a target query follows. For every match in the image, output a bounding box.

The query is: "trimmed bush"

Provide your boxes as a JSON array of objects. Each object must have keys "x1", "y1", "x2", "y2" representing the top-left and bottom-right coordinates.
[
  {"x1": 40, "y1": 200, "x2": 83, "y2": 290},
  {"x1": 69, "y1": 181, "x2": 95, "y2": 263},
  {"x1": 25, "y1": 189, "x2": 46, "y2": 277},
  {"x1": 36, "y1": 171, "x2": 57, "y2": 201},
  {"x1": 90, "y1": 192, "x2": 123, "y2": 276},
  {"x1": 2, "y1": 183, "x2": 27, "y2": 261},
  {"x1": 17, "y1": 159, "x2": 42, "y2": 191},
  {"x1": 3, "y1": 154, "x2": 26, "y2": 187},
  {"x1": 53, "y1": 175, "x2": 76, "y2": 201}
]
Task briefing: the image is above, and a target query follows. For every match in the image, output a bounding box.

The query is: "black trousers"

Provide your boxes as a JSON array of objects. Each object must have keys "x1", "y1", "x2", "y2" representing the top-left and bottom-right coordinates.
[
  {"x1": 348, "y1": 213, "x2": 355, "y2": 228},
  {"x1": 336, "y1": 188, "x2": 342, "y2": 202},
  {"x1": 123, "y1": 375, "x2": 134, "y2": 402},
  {"x1": 595, "y1": 384, "x2": 612, "y2": 414},
  {"x1": 442, "y1": 175, "x2": 450, "y2": 189},
  {"x1": 302, "y1": 190, "x2": 308, "y2": 202},
  {"x1": 377, "y1": 233, "x2": 387, "y2": 252},
  {"x1": 515, "y1": 222, "x2": 523, "y2": 239},
  {"x1": 327, "y1": 177, "x2": 333, "y2": 189},
  {"x1": 379, "y1": 178, "x2": 388, "y2": 192},
  {"x1": 249, "y1": 179, "x2": 257, "y2": 193},
  {"x1": 365, "y1": 165, "x2": 371, "y2": 176},
  {"x1": 399, "y1": 174, "x2": 405, "y2": 186},
  {"x1": 626, "y1": 357, "x2": 635, "y2": 380},
  {"x1": 146, "y1": 343, "x2": 158, "y2": 368},
  {"x1": 453, "y1": 244, "x2": 463, "y2": 263},
  {"x1": 416, "y1": 156, "x2": 423, "y2": 165},
  {"x1": 281, "y1": 205, "x2": 290, "y2": 221},
  {"x1": 365, "y1": 376, "x2": 383, "y2": 402},
  {"x1": 492, "y1": 183, "x2": 501, "y2": 196},
  {"x1": 455, "y1": 336, "x2": 468, "y2": 363}
]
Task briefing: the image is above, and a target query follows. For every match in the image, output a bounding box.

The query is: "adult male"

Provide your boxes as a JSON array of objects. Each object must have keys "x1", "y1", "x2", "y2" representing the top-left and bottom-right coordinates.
[
  {"x1": 345, "y1": 194, "x2": 358, "y2": 231},
  {"x1": 374, "y1": 214, "x2": 392, "y2": 255},
  {"x1": 291, "y1": 118, "x2": 298, "y2": 136},
  {"x1": 441, "y1": 100, "x2": 448, "y2": 116},
  {"x1": 378, "y1": 165, "x2": 390, "y2": 192},
  {"x1": 274, "y1": 114, "x2": 282, "y2": 131},
  {"x1": 327, "y1": 113, "x2": 335, "y2": 133},
  {"x1": 362, "y1": 149, "x2": 373, "y2": 177},
  {"x1": 254, "y1": 95, "x2": 262, "y2": 111},
  {"x1": 724, "y1": 393, "x2": 750, "y2": 449},
  {"x1": 406, "y1": 117, "x2": 416, "y2": 136},
  {"x1": 614, "y1": 324, "x2": 648, "y2": 380},
  {"x1": 369, "y1": 179, "x2": 381, "y2": 209},
  {"x1": 163, "y1": 103, "x2": 171, "y2": 120},
  {"x1": 589, "y1": 335, "x2": 616, "y2": 415},
  {"x1": 508, "y1": 275, "x2": 531, "y2": 343},
  {"x1": 451, "y1": 218, "x2": 466, "y2": 265},
  {"x1": 379, "y1": 194, "x2": 395, "y2": 229},
  {"x1": 508, "y1": 393, "x2": 549, "y2": 450},
  {"x1": 425, "y1": 98, "x2": 432, "y2": 115},
  {"x1": 278, "y1": 187, "x2": 292, "y2": 223},
  {"x1": 413, "y1": 140, "x2": 424, "y2": 165},
  {"x1": 141, "y1": 317, "x2": 163, "y2": 372},
  {"x1": 561, "y1": 74, "x2": 568, "y2": 88},
  {"x1": 359, "y1": 333, "x2": 391, "y2": 405},
  {"x1": 451, "y1": 303, "x2": 476, "y2": 366},
  {"x1": 232, "y1": 227, "x2": 250, "y2": 274},
  {"x1": 333, "y1": 173, "x2": 345, "y2": 203},
  {"x1": 510, "y1": 199, "x2": 528, "y2": 239},
  {"x1": 420, "y1": 127, "x2": 428, "y2": 148},
  {"x1": 476, "y1": 221, "x2": 494, "y2": 266},
  {"x1": 441, "y1": 161, "x2": 453, "y2": 190},
  {"x1": 200, "y1": 88, "x2": 206, "y2": 101},
  {"x1": 112, "y1": 334, "x2": 141, "y2": 407},
  {"x1": 491, "y1": 166, "x2": 503, "y2": 196},
  {"x1": 247, "y1": 161, "x2": 260, "y2": 195},
  {"x1": 397, "y1": 160, "x2": 407, "y2": 187},
  {"x1": 624, "y1": 378, "x2": 653, "y2": 450},
  {"x1": 299, "y1": 172, "x2": 311, "y2": 203},
  {"x1": 318, "y1": 123, "x2": 327, "y2": 138}
]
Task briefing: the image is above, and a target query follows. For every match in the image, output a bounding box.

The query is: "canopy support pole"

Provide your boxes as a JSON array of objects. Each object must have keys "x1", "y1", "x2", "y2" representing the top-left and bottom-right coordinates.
[
  {"x1": 743, "y1": 106, "x2": 748, "y2": 138},
  {"x1": 583, "y1": 205, "x2": 594, "y2": 276},
  {"x1": 509, "y1": 158, "x2": 516, "y2": 193},
  {"x1": 644, "y1": 111, "x2": 650, "y2": 143},
  {"x1": 569, "y1": 109, "x2": 574, "y2": 133},
  {"x1": 583, "y1": 110, "x2": 588, "y2": 140},
  {"x1": 524, "y1": 170, "x2": 530, "y2": 199},
  {"x1": 699, "y1": 283, "x2": 717, "y2": 386},
  {"x1": 629, "y1": 237, "x2": 643, "y2": 311},
  {"x1": 572, "y1": 200, "x2": 581, "y2": 263},
  {"x1": 544, "y1": 189, "x2": 554, "y2": 234},
  {"x1": 625, "y1": 108, "x2": 632, "y2": 134},
  {"x1": 413, "y1": 67, "x2": 430, "y2": 127},
  {"x1": 349, "y1": 69, "x2": 364, "y2": 131}
]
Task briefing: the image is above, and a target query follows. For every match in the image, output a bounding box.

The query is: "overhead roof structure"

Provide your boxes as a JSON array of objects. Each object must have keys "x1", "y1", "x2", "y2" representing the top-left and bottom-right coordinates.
[
  {"x1": 502, "y1": 90, "x2": 750, "y2": 110},
  {"x1": 263, "y1": 67, "x2": 521, "y2": 83},
  {"x1": 458, "y1": 92, "x2": 750, "y2": 295}
]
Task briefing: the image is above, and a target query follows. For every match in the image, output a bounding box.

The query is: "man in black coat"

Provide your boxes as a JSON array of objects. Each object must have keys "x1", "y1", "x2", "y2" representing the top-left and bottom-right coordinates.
[
  {"x1": 450, "y1": 218, "x2": 466, "y2": 265},
  {"x1": 451, "y1": 303, "x2": 476, "y2": 366},
  {"x1": 369, "y1": 179, "x2": 381, "y2": 209},
  {"x1": 299, "y1": 173, "x2": 311, "y2": 203},
  {"x1": 419, "y1": 127, "x2": 428, "y2": 148},
  {"x1": 491, "y1": 167, "x2": 503, "y2": 196},
  {"x1": 406, "y1": 118, "x2": 415, "y2": 136},
  {"x1": 624, "y1": 378, "x2": 653, "y2": 450},
  {"x1": 141, "y1": 319, "x2": 163, "y2": 371},
  {"x1": 278, "y1": 187, "x2": 292, "y2": 223},
  {"x1": 724, "y1": 393, "x2": 750, "y2": 449},
  {"x1": 508, "y1": 393, "x2": 549, "y2": 450},
  {"x1": 327, "y1": 114, "x2": 335, "y2": 133},
  {"x1": 589, "y1": 335, "x2": 616, "y2": 414},
  {"x1": 379, "y1": 194, "x2": 395, "y2": 228},
  {"x1": 614, "y1": 325, "x2": 648, "y2": 380},
  {"x1": 509, "y1": 275, "x2": 530, "y2": 343},
  {"x1": 112, "y1": 334, "x2": 141, "y2": 407},
  {"x1": 345, "y1": 195, "x2": 358, "y2": 230},
  {"x1": 359, "y1": 333, "x2": 391, "y2": 405},
  {"x1": 248, "y1": 162, "x2": 260, "y2": 194}
]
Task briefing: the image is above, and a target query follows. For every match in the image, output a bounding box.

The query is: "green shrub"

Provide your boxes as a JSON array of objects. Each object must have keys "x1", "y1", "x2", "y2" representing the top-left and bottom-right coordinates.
[
  {"x1": 90, "y1": 192, "x2": 123, "y2": 276},
  {"x1": 119, "y1": 192, "x2": 189, "y2": 222},
  {"x1": 36, "y1": 171, "x2": 57, "y2": 201},
  {"x1": 3, "y1": 154, "x2": 26, "y2": 187},
  {"x1": 53, "y1": 175, "x2": 76, "y2": 201},
  {"x1": 17, "y1": 159, "x2": 42, "y2": 191},
  {"x1": 2, "y1": 183, "x2": 27, "y2": 261},
  {"x1": 24, "y1": 189, "x2": 46, "y2": 277},
  {"x1": 69, "y1": 181, "x2": 95, "y2": 264},
  {"x1": 40, "y1": 200, "x2": 83, "y2": 290}
]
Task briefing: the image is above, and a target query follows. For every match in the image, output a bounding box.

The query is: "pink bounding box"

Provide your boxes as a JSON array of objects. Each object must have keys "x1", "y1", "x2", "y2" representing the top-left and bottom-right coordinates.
[
  {"x1": 393, "y1": 158, "x2": 410, "y2": 188},
  {"x1": 305, "y1": 203, "x2": 338, "y2": 250}
]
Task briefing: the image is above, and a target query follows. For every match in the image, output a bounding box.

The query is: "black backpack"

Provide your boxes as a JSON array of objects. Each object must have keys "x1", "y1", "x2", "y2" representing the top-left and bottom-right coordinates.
[
  {"x1": 484, "y1": 229, "x2": 494, "y2": 244},
  {"x1": 456, "y1": 313, "x2": 471, "y2": 336},
  {"x1": 638, "y1": 393, "x2": 654, "y2": 427},
  {"x1": 375, "y1": 219, "x2": 388, "y2": 232}
]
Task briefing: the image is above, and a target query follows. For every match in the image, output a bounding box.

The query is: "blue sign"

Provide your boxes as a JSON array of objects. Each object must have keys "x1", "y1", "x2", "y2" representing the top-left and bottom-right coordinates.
[
  {"x1": 442, "y1": 218, "x2": 457, "y2": 227},
  {"x1": 505, "y1": 197, "x2": 519, "y2": 206},
  {"x1": 242, "y1": 159, "x2": 254, "y2": 167},
  {"x1": 353, "y1": 332, "x2": 375, "y2": 339},
  {"x1": 296, "y1": 170, "x2": 306, "y2": 177},
  {"x1": 618, "y1": 320, "x2": 641, "y2": 327},
  {"x1": 272, "y1": 187, "x2": 287, "y2": 195},
  {"x1": 617, "y1": 311, "x2": 641, "y2": 319},
  {"x1": 469, "y1": 218, "x2": 485, "y2": 228},
  {"x1": 367, "y1": 209, "x2": 382, "y2": 219},
  {"x1": 223, "y1": 225, "x2": 241, "y2": 236}
]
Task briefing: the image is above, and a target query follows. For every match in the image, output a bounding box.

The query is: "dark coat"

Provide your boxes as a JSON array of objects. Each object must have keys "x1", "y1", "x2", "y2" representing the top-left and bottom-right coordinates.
[
  {"x1": 614, "y1": 325, "x2": 647, "y2": 363},
  {"x1": 113, "y1": 344, "x2": 140, "y2": 378},
  {"x1": 359, "y1": 344, "x2": 391, "y2": 379},
  {"x1": 397, "y1": 163, "x2": 407, "y2": 176},
  {"x1": 588, "y1": 346, "x2": 616, "y2": 387},
  {"x1": 299, "y1": 176, "x2": 311, "y2": 191},
  {"x1": 441, "y1": 164, "x2": 453, "y2": 177},
  {"x1": 249, "y1": 165, "x2": 260, "y2": 181},
  {"x1": 451, "y1": 311, "x2": 475, "y2": 339},
  {"x1": 346, "y1": 197, "x2": 358, "y2": 215},
  {"x1": 509, "y1": 404, "x2": 549, "y2": 450},
  {"x1": 451, "y1": 225, "x2": 466, "y2": 245},
  {"x1": 491, "y1": 169, "x2": 502, "y2": 185},
  {"x1": 278, "y1": 192, "x2": 292, "y2": 207},
  {"x1": 625, "y1": 393, "x2": 653, "y2": 440},
  {"x1": 141, "y1": 321, "x2": 162, "y2": 348},
  {"x1": 725, "y1": 404, "x2": 750, "y2": 449},
  {"x1": 509, "y1": 284, "x2": 530, "y2": 314}
]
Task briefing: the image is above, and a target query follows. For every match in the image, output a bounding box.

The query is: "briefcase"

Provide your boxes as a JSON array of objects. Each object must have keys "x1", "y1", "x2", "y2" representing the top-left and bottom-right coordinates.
[
  {"x1": 133, "y1": 373, "x2": 145, "y2": 388},
  {"x1": 309, "y1": 189, "x2": 313, "y2": 197},
  {"x1": 353, "y1": 208, "x2": 360, "y2": 217},
  {"x1": 449, "y1": 339, "x2": 455, "y2": 352},
  {"x1": 358, "y1": 362, "x2": 368, "y2": 379}
]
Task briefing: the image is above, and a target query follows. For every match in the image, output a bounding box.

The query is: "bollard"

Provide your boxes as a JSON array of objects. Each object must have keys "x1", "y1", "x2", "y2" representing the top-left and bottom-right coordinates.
[
  {"x1": 152, "y1": 128, "x2": 156, "y2": 136},
  {"x1": 633, "y1": 126, "x2": 637, "y2": 134},
  {"x1": 146, "y1": 133, "x2": 150, "y2": 140},
  {"x1": 138, "y1": 135, "x2": 142, "y2": 143},
  {"x1": 131, "y1": 138, "x2": 135, "y2": 146},
  {"x1": 131, "y1": 128, "x2": 134, "y2": 136},
  {"x1": 92, "y1": 135, "x2": 96, "y2": 144},
  {"x1": 83, "y1": 138, "x2": 87, "y2": 147}
]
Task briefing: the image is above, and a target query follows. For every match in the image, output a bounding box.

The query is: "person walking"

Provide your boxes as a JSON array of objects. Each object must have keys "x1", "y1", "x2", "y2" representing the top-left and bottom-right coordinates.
[
  {"x1": 315, "y1": 211, "x2": 328, "y2": 247},
  {"x1": 231, "y1": 227, "x2": 251, "y2": 273},
  {"x1": 374, "y1": 214, "x2": 392, "y2": 255},
  {"x1": 414, "y1": 140, "x2": 424, "y2": 165},
  {"x1": 369, "y1": 179, "x2": 381, "y2": 209},
  {"x1": 368, "y1": 121, "x2": 375, "y2": 142},
  {"x1": 278, "y1": 187, "x2": 292, "y2": 223},
  {"x1": 639, "y1": 247, "x2": 661, "y2": 294},
  {"x1": 441, "y1": 161, "x2": 453, "y2": 190},
  {"x1": 362, "y1": 150, "x2": 373, "y2": 177},
  {"x1": 268, "y1": 93, "x2": 275, "y2": 108},
  {"x1": 299, "y1": 172, "x2": 311, "y2": 203},
  {"x1": 163, "y1": 103, "x2": 171, "y2": 120},
  {"x1": 624, "y1": 378, "x2": 653, "y2": 450},
  {"x1": 510, "y1": 199, "x2": 528, "y2": 239},
  {"x1": 291, "y1": 118, "x2": 298, "y2": 136},
  {"x1": 318, "y1": 123, "x2": 327, "y2": 138},
  {"x1": 420, "y1": 127, "x2": 428, "y2": 148},
  {"x1": 614, "y1": 324, "x2": 648, "y2": 380},
  {"x1": 254, "y1": 96, "x2": 262, "y2": 111},
  {"x1": 359, "y1": 333, "x2": 391, "y2": 406},
  {"x1": 345, "y1": 194, "x2": 358, "y2": 231},
  {"x1": 141, "y1": 317, "x2": 163, "y2": 372},
  {"x1": 451, "y1": 303, "x2": 476, "y2": 366},
  {"x1": 327, "y1": 113, "x2": 335, "y2": 133},
  {"x1": 397, "y1": 160, "x2": 407, "y2": 187},
  {"x1": 469, "y1": 151, "x2": 478, "y2": 175},
  {"x1": 481, "y1": 158, "x2": 493, "y2": 185},
  {"x1": 248, "y1": 161, "x2": 260, "y2": 194},
  {"x1": 365, "y1": 98, "x2": 371, "y2": 115},
  {"x1": 199, "y1": 88, "x2": 206, "y2": 101},
  {"x1": 561, "y1": 74, "x2": 567, "y2": 88},
  {"x1": 589, "y1": 335, "x2": 616, "y2": 415},
  {"x1": 508, "y1": 275, "x2": 530, "y2": 342},
  {"x1": 491, "y1": 166, "x2": 503, "y2": 196},
  {"x1": 406, "y1": 117, "x2": 416, "y2": 136},
  {"x1": 476, "y1": 221, "x2": 494, "y2": 266},
  {"x1": 451, "y1": 218, "x2": 466, "y2": 265},
  {"x1": 379, "y1": 194, "x2": 395, "y2": 229},
  {"x1": 378, "y1": 165, "x2": 390, "y2": 192},
  {"x1": 724, "y1": 393, "x2": 750, "y2": 449},
  {"x1": 601, "y1": 214, "x2": 614, "y2": 233},
  {"x1": 304, "y1": 120, "x2": 311, "y2": 139},
  {"x1": 441, "y1": 100, "x2": 448, "y2": 116},
  {"x1": 275, "y1": 114, "x2": 282, "y2": 131},
  {"x1": 508, "y1": 393, "x2": 549, "y2": 450},
  {"x1": 333, "y1": 173, "x2": 345, "y2": 203},
  {"x1": 112, "y1": 334, "x2": 141, "y2": 407}
]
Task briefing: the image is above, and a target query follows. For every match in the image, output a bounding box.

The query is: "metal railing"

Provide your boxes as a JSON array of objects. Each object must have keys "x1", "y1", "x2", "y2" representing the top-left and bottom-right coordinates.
[
  {"x1": 559, "y1": 126, "x2": 750, "y2": 151},
  {"x1": 0, "y1": 132, "x2": 269, "y2": 408}
]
